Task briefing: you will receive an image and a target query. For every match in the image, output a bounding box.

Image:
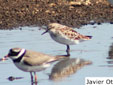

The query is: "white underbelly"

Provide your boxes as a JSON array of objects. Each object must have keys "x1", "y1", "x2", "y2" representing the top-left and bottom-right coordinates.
[
  {"x1": 50, "y1": 33, "x2": 79, "y2": 45},
  {"x1": 14, "y1": 63, "x2": 50, "y2": 72}
]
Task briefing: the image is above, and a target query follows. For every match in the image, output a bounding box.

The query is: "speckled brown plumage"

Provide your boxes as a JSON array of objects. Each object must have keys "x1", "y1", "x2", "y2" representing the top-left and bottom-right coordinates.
[{"x1": 48, "y1": 23, "x2": 92, "y2": 41}]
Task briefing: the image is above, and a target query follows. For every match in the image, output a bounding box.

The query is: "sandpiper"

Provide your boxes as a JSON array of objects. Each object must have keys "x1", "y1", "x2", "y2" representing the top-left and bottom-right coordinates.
[
  {"x1": 42, "y1": 23, "x2": 92, "y2": 56},
  {"x1": 4, "y1": 47, "x2": 65, "y2": 83}
]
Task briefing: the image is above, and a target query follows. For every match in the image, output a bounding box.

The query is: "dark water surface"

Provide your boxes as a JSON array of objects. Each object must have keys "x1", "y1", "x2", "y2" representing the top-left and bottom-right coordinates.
[{"x1": 0, "y1": 23, "x2": 113, "y2": 85}]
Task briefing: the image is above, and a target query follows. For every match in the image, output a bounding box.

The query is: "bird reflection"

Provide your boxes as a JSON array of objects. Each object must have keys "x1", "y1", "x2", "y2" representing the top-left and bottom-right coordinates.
[
  {"x1": 49, "y1": 57, "x2": 92, "y2": 81},
  {"x1": 7, "y1": 76, "x2": 38, "y2": 85},
  {"x1": 108, "y1": 43, "x2": 113, "y2": 59},
  {"x1": 31, "y1": 82, "x2": 38, "y2": 85},
  {"x1": 107, "y1": 43, "x2": 113, "y2": 66},
  {"x1": 7, "y1": 76, "x2": 23, "y2": 81}
]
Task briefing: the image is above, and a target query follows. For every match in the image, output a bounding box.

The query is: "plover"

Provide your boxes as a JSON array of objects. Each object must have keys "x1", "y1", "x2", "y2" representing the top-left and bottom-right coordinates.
[
  {"x1": 42, "y1": 23, "x2": 92, "y2": 56},
  {"x1": 4, "y1": 47, "x2": 65, "y2": 83}
]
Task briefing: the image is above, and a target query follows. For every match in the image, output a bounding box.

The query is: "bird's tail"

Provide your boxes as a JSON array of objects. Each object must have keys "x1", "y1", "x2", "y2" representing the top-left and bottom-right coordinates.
[
  {"x1": 84, "y1": 36, "x2": 92, "y2": 40},
  {"x1": 86, "y1": 36, "x2": 92, "y2": 39}
]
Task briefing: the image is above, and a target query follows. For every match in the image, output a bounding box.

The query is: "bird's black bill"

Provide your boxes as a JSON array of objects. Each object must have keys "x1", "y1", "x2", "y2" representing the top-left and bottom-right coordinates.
[
  {"x1": 41, "y1": 30, "x2": 49, "y2": 35},
  {"x1": 4, "y1": 55, "x2": 8, "y2": 58}
]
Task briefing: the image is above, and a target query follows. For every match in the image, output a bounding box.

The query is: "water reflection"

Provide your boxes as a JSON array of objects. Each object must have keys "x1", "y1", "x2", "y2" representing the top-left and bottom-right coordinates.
[
  {"x1": 108, "y1": 43, "x2": 113, "y2": 59},
  {"x1": 31, "y1": 82, "x2": 38, "y2": 85},
  {"x1": 107, "y1": 43, "x2": 113, "y2": 65},
  {"x1": 7, "y1": 76, "x2": 38, "y2": 85},
  {"x1": 49, "y1": 58, "x2": 92, "y2": 81},
  {"x1": 7, "y1": 76, "x2": 23, "y2": 81}
]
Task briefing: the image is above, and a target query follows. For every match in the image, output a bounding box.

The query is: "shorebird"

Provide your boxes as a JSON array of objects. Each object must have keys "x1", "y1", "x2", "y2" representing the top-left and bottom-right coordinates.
[
  {"x1": 4, "y1": 47, "x2": 65, "y2": 83},
  {"x1": 42, "y1": 23, "x2": 92, "y2": 56}
]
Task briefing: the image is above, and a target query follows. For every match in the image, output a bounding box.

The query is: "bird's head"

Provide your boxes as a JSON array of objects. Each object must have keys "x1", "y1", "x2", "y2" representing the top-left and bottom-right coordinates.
[
  {"x1": 4, "y1": 48, "x2": 26, "y2": 60},
  {"x1": 41, "y1": 23, "x2": 63, "y2": 35}
]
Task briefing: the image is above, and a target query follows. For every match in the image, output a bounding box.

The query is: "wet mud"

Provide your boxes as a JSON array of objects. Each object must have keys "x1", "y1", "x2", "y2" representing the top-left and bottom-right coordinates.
[{"x1": 0, "y1": 0, "x2": 113, "y2": 29}]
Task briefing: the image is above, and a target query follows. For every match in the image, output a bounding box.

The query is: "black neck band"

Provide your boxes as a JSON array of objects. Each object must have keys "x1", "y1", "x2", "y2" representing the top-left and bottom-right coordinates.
[{"x1": 13, "y1": 50, "x2": 26, "y2": 62}]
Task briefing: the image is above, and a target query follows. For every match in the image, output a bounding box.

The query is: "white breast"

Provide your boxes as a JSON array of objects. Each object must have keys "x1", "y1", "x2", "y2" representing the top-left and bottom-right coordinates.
[
  {"x1": 14, "y1": 62, "x2": 50, "y2": 72},
  {"x1": 49, "y1": 32, "x2": 79, "y2": 45}
]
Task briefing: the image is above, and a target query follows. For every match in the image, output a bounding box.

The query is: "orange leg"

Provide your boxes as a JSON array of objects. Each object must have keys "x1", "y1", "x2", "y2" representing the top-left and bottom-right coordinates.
[{"x1": 34, "y1": 72, "x2": 37, "y2": 83}]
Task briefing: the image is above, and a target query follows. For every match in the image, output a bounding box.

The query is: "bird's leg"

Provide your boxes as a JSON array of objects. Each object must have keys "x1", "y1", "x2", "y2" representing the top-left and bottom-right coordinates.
[
  {"x1": 34, "y1": 72, "x2": 37, "y2": 83},
  {"x1": 66, "y1": 45, "x2": 70, "y2": 56},
  {"x1": 30, "y1": 72, "x2": 33, "y2": 83}
]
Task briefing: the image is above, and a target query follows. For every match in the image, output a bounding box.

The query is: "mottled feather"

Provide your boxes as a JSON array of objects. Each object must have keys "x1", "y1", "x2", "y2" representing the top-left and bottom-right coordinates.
[{"x1": 50, "y1": 24, "x2": 91, "y2": 41}]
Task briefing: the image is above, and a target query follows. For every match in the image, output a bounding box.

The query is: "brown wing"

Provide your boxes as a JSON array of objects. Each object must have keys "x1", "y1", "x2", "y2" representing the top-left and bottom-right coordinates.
[
  {"x1": 23, "y1": 50, "x2": 55, "y2": 66},
  {"x1": 59, "y1": 26, "x2": 91, "y2": 40}
]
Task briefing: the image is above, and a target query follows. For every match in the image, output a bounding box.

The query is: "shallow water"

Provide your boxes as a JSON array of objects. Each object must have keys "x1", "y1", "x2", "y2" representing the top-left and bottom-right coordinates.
[{"x1": 0, "y1": 23, "x2": 113, "y2": 85}]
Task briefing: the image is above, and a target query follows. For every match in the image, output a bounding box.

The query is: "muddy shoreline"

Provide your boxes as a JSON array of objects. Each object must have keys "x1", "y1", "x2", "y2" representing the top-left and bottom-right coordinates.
[{"x1": 0, "y1": 0, "x2": 113, "y2": 29}]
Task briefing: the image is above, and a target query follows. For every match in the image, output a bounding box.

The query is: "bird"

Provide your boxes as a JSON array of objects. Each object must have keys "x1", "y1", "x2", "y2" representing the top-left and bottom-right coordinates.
[
  {"x1": 4, "y1": 47, "x2": 65, "y2": 83},
  {"x1": 42, "y1": 23, "x2": 92, "y2": 56}
]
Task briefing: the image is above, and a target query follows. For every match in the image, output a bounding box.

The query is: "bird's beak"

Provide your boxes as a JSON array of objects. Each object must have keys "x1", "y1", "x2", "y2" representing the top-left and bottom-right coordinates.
[
  {"x1": 41, "y1": 29, "x2": 49, "y2": 35},
  {"x1": 4, "y1": 55, "x2": 8, "y2": 58},
  {"x1": 0, "y1": 55, "x2": 8, "y2": 61}
]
